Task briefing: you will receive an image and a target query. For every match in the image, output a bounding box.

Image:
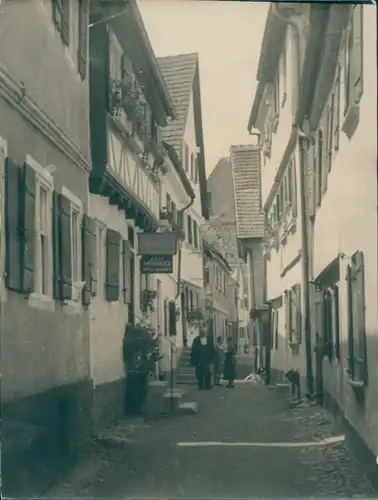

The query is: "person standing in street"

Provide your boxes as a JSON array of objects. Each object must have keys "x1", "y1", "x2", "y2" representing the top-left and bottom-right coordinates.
[
  {"x1": 224, "y1": 336, "x2": 237, "y2": 388},
  {"x1": 213, "y1": 336, "x2": 224, "y2": 386},
  {"x1": 191, "y1": 328, "x2": 215, "y2": 390}
]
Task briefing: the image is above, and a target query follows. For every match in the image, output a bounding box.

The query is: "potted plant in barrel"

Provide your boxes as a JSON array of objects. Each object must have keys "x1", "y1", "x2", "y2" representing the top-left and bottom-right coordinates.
[{"x1": 123, "y1": 322, "x2": 162, "y2": 415}]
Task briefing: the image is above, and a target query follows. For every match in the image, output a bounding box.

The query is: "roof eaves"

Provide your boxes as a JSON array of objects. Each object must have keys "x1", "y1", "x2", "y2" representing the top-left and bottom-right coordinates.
[{"x1": 247, "y1": 81, "x2": 265, "y2": 132}]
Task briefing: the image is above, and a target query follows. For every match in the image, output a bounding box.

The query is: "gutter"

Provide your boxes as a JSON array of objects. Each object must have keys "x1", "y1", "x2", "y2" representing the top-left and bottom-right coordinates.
[{"x1": 175, "y1": 197, "x2": 195, "y2": 299}]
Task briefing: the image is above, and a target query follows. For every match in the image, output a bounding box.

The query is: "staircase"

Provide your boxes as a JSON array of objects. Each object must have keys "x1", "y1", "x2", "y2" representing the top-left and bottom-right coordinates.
[{"x1": 175, "y1": 347, "x2": 197, "y2": 386}]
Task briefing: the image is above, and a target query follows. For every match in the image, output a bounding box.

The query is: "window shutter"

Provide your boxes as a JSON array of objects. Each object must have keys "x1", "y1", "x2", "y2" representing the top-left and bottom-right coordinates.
[
  {"x1": 324, "y1": 290, "x2": 333, "y2": 358},
  {"x1": 169, "y1": 301, "x2": 177, "y2": 336},
  {"x1": 163, "y1": 298, "x2": 168, "y2": 336},
  {"x1": 166, "y1": 193, "x2": 172, "y2": 212},
  {"x1": 291, "y1": 157, "x2": 298, "y2": 217},
  {"x1": 284, "y1": 290, "x2": 292, "y2": 342},
  {"x1": 60, "y1": 194, "x2": 72, "y2": 300},
  {"x1": 21, "y1": 163, "x2": 36, "y2": 294},
  {"x1": 333, "y1": 65, "x2": 341, "y2": 152},
  {"x1": 346, "y1": 264, "x2": 355, "y2": 377},
  {"x1": 122, "y1": 239, "x2": 131, "y2": 303},
  {"x1": 354, "y1": 251, "x2": 368, "y2": 384},
  {"x1": 105, "y1": 228, "x2": 121, "y2": 302},
  {"x1": 78, "y1": 0, "x2": 89, "y2": 80},
  {"x1": 290, "y1": 287, "x2": 297, "y2": 343},
  {"x1": 52, "y1": 0, "x2": 63, "y2": 31},
  {"x1": 82, "y1": 214, "x2": 96, "y2": 305},
  {"x1": 352, "y1": 5, "x2": 363, "y2": 104},
  {"x1": 61, "y1": 0, "x2": 70, "y2": 47},
  {"x1": 296, "y1": 284, "x2": 302, "y2": 343},
  {"x1": 333, "y1": 285, "x2": 341, "y2": 359},
  {"x1": 326, "y1": 95, "x2": 334, "y2": 173},
  {"x1": 52, "y1": 191, "x2": 61, "y2": 299},
  {"x1": 4, "y1": 158, "x2": 22, "y2": 291},
  {"x1": 314, "y1": 290, "x2": 324, "y2": 353}
]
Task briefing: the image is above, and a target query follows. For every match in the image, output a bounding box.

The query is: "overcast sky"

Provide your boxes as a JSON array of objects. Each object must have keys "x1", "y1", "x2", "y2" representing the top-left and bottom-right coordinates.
[{"x1": 138, "y1": 0, "x2": 268, "y2": 176}]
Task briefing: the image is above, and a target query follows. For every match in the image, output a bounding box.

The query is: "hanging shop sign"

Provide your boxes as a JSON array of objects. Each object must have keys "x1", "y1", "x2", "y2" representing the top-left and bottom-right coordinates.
[
  {"x1": 140, "y1": 255, "x2": 173, "y2": 274},
  {"x1": 138, "y1": 232, "x2": 178, "y2": 256}
]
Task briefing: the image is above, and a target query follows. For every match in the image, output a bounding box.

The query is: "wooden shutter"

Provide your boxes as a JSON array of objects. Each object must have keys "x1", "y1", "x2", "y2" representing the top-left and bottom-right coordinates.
[
  {"x1": 169, "y1": 301, "x2": 177, "y2": 336},
  {"x1": 326, "y1": 95, "x2": 334, "y2": 173},
  {"x1": 291, "y1": 288, "x2": 297, "y2": 343},
  {"x1": 314, "y1": 289, "x2": 324, "y2": 351},
  {"x1": 78, "y1": 0, "x2": 89, "y2": 80},
  {"x1": 333, "y1": 285, "x2": 340, "y2": 359},
  {"x1": 122, "y1": 239, "x2": 131, "y2": 303},
  {"x1": 345, "y1": 264, "x2": 355, "y2": 379},
  {"x1": 60, "y1": 194, "x2": 72, "y2": 300},
  {"x1": 82, "y1": 214, "x2": 96, "y2": 305},
  {"x1": 324, "y1": 290, "x2": 333, "y2": 358},
  {"x1": 163, "y1": 298, "x2": 168, "y2": 336},
  {"x1": 105, "y1": 228, "x2": 121, "y2": 302},
  {"x1": 352, "y1": 5, "x2": 363, "y2": 104},
  {"x1": 52, "y1": 191, "x2": 61, "y2": 299},
  {"x1": 306, "y1": 146, "x2": 315, "y2": 218},
  {"x1": 284, "y1": 290, "x2": 292, "y2": 342},
  {"x1": 61, "y1": 0, "x2": 70, "y2": 47},
  {"x1": 52, "y1": 0, "x2": 63, "y2": 31},
  {"x1": 21, "y1": 163, "x2": 36, "y2": 294},
  {"x1": 296, "y1": 284, "x2": 302, "y2": 343},
  {"x1": 291, "y1": 157, "x2": 298, "y2": 217},
  {"x1": 4, "y1": 158, "x2": 22, "y2": 291},
  {"x1": 354, "y1": 251, "x2": 367, "y2": 384},
  {"x1": 333, "y1": 65, "x2": 341, "y2": 152}
]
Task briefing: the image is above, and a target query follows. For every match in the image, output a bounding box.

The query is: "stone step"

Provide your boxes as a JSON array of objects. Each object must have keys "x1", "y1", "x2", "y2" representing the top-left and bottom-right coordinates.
[{"x1": 176, "y1": 373, "x2": 197, "y2": 382}]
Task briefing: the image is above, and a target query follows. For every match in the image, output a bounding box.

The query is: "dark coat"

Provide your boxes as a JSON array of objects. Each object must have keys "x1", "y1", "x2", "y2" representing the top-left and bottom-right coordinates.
[
  {"x1": 224, "y1": 345, "x2": 237, "y2": 381},
  {"x1": 191, "y1": 336, "x2": 215, "y2": 367}
]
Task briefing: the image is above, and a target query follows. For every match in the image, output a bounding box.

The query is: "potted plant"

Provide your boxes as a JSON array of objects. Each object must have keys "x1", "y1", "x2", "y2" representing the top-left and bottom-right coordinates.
[
  {"x1": 123, "y1": 322, "x2": 162, "y2": 415},
  {"x1": 140, "y1": 288, "x2": 157, "y2": 314}
]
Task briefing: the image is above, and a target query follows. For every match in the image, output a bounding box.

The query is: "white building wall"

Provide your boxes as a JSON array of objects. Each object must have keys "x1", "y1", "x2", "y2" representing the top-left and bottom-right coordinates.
[{"x1": 313, "y1": 8, "x2": 377, "y2": 455}]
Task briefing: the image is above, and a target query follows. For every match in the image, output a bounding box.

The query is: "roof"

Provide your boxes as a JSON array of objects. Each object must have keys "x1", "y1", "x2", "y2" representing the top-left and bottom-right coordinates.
[
  {"x1": 202, "y1": 237, "x2": 232, "y2": 272},
  {"x1": 157, "y1": 53, "x2": 198, "y2": 158},
  {"x1": 158, "y1": 53, "x2": 209, "y2": 220},
  {"x1": 230, "y1": 145, "x2": 265, "y2": 240}
]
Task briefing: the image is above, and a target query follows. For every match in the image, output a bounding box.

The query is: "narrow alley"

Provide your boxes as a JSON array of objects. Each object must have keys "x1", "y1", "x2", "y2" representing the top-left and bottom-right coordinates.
[{"x1": 46, "y1": 383, "x2": 375, "y2": 499}]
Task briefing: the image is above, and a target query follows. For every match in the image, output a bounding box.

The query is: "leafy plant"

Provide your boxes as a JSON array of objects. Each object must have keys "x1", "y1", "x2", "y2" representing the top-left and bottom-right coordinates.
[
  {"x1": 123, "y1": 322, "x2": 162, "y2": 374},
  {"x1": 187, "y1": 307, "x2": 205, "y2": 326},
  {"x1": 141, "y1": 289, "x2": 157, "y2": 314}
]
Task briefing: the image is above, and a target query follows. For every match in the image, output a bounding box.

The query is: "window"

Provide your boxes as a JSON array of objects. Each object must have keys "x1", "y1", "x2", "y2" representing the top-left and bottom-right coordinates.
[
  {"x1": 171, "y1": 201, "x2": 177, "y2": 223},
  {"x1": 183, "y1": 142, "x2": 189, "y2": 172},
  {"x1": 189, "y1": 290, "x2": 193, "y2": 311},
  {"x1": 193, "y1": 220, "x2": 198, "y2": 248},
  {"x1": 204, "y1": 267, "x2": 210, "y2": 286},
  {"x1": 190, "y1": 153, "x2": 195, "y2": 181},
  {"x1": 187, "y1": 215, "x2": 192, "y2": 244},
  {"x1": 346, "y1": 251, "x2": 367, "y2": 385},
  {"x1": 344, "y1": 6, "x2": 363, "y2": 115},
  {"x1": 61, "y1": 186, "x2": 83, "y2": 300},
  {"x1": 166, "y1": 193, "x2": 172, "y2": 212},
  {"x1": 272, "y1": 309, "x2": 279, "y2": 350},
  {"x1": 27, "y1": 156, "x2": 54, "y2": 299},
  {"x1": 322, "y1": 285, "x2": 340, "y2": 360},
  {"x1": 285, "y1": 285, "x2": 301, "y2": 346},
  {"x1": 95, "y1": 221, "x2": 106, "y2": 297}
]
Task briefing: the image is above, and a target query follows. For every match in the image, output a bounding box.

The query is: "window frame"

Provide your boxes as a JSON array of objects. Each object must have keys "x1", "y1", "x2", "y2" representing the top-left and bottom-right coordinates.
[
  {"x1": 25, "y1": 154, "x2": 54, "y2": 303},
  {"x1": 61, "y1": 185, "x2": 83, "y2": 302}
]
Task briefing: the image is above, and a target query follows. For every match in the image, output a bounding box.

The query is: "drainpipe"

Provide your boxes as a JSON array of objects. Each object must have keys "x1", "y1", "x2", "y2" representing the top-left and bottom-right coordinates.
[
  {"x1": 298, "y1": 137, "x2": 314, "y2": 396},
  {"x1": 175, "y1": 197, "x2": 195, "y2": 299},
  {"x1": 272, "y1": 5, "x2": 314, "y2": 396}
]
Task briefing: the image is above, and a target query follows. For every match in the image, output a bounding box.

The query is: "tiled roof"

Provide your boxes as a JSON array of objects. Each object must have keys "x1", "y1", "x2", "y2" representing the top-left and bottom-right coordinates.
[
  {"x1": 157, "y1": 53, "x2": 198, "y2": 159},
  {"x1": 230, "y1": 145, "x2": 265, "y2": 239}
]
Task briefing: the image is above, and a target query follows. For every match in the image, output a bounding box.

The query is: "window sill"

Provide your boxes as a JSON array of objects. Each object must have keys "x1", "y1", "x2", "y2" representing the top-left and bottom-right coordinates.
[
  {"x1": 28, "y1": 293, "x2": 55, "y2": 312},
  {"x1": 62, "y1": 299, "x2": 82, "y2": 315},
  {"x1": 347, "y1": 378, "x2": 365, "y2": 391}
]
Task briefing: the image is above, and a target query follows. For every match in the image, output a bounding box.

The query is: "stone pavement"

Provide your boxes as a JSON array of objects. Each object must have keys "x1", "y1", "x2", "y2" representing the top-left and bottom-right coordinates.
[{"x1": 45, "y1": 382, "x2": 376, "y2": 499}]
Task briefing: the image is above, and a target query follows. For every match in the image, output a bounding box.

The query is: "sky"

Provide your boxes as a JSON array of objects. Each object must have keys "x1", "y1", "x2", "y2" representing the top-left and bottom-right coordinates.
[{"x1": 138, "y1": 0, "x2": 269, "y2": 177}]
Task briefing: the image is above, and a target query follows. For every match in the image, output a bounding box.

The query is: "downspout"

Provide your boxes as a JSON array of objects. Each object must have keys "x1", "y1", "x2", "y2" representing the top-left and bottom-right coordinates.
[
  {"x1": 175, "y1": 197, "x2": 195, "y2": 299},
  {"x1": 272, "y1": 5, "x2": 314, "y2": 395},
  {"x1": 298, "y1": 137, "x2": 314, "y2": 396}
]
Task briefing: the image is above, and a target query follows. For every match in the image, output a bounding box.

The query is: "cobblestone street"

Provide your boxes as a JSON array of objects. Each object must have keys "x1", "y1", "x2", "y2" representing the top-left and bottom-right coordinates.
[{"x1": 46, "y1": 383, "x2": 376, "y2": 499}]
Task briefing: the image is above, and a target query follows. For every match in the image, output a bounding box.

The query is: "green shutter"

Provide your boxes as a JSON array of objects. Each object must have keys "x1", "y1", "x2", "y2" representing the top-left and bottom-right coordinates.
[
  {"x1": 78, "y1": 0, "x2": 89, "y2": 79},
  {"x1": 346, "y1": 265, "x2": 355, "y2": 378},
  {"x1": 105, "y1": 228, "x2": 121, "y2": 302},
  {"x1": 355, "y1": 251, "x2": 368, "y2": 384},
  {"x1": 52, "y1": 0, "x2": 63, "y2": 31},
  {"x1": 61, "y1": 0, "x2": 70, "y2": 46},
  {"x1": 21, "y1": 163, "x2": 36, "y2": 294},
  {"x1": 169, "y1": 300, "x2": 177, "y2": 336},
  {"x1": 52, "y1": 191, "x2": 61, "y2": 299},
  {"x1": 122, "y1": 239, "x2": 131, "y2": 304},
  {"x1": 59, "y1": 194, "x2": 72, "y2": 300},
  {"x1": 82, "y1": 214, "x2": 96, "y2": 305},
  {"x1": 333, "y1": 285, "x2": 340, "y2": 359},
  {"x1": 4, "y1": 158, "x2": 22, "y2": 291}
]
